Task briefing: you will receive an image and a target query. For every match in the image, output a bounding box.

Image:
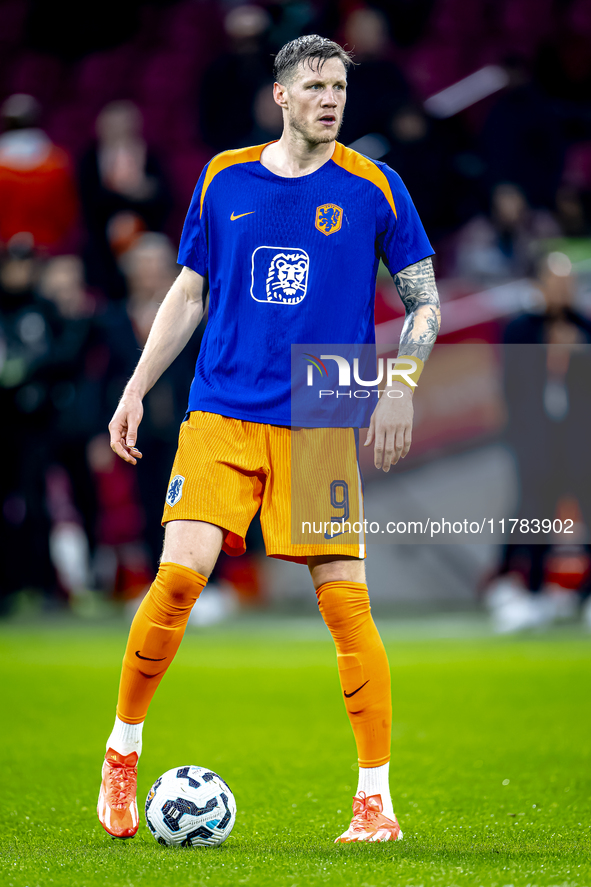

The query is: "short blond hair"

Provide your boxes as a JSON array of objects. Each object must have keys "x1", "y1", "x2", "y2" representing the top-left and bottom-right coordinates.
[{"x1": 273, "y1": 35, "x2": 355, "y2": 85}]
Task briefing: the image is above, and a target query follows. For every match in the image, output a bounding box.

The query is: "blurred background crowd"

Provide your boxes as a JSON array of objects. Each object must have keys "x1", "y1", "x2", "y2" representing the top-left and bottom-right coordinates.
[{"x1": 1, "y1": 0, "x2": 591, "y2": 629}]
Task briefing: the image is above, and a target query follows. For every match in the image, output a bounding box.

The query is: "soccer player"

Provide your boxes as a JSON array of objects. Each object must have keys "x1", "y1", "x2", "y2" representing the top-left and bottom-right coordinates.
[{"x1": 97, "y1": 35, "x2": 440, "y2": 843}]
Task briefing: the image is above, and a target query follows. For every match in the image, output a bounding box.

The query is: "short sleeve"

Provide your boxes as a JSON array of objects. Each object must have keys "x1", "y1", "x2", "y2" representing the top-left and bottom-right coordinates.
[
  {"x1": 376, "y1": 163, "x2": 434, "y2": 275},
  {"x1": 177, "y1": 164, "x2": 209, "y2": 275}
]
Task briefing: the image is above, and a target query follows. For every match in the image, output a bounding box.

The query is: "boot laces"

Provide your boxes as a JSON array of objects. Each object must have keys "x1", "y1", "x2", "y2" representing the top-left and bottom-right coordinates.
[
  {"x1": 106, "y1": 760, "x2": 136, "y2": 809},
  {"x1": 350, "y1": 792, "x2": 381, "y2": 830}
]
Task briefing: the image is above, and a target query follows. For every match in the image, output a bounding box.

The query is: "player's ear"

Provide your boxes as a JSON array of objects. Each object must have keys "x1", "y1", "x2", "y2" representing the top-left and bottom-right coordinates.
[{"x1": 273, "y1": 81, "x2": 288, "y2": 110}]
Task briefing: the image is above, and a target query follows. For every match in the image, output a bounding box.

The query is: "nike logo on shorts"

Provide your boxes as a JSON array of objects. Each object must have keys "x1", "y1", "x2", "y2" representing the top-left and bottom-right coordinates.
[{"x1": 231, "y1": 211, "x2": 255, "y2": 220}]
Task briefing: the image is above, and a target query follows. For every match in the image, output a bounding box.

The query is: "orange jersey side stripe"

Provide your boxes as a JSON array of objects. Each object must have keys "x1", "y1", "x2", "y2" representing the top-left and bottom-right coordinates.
[
  {"x1": 331, "y1": 142, "x2": 397, "y2": 218},
  {"x1": 200, "y1": 143, "x2": 270, "y2": 216}
]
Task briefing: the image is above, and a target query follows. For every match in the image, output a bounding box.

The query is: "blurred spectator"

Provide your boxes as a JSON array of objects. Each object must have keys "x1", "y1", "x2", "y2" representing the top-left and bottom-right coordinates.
[
  {"x1": 560, "y1": 140, "x2": 591, "y2": 235},
  {"x1": 504, "y1": 249, "x2": 591, "y2": 380},
  {"x1": 39, "y1": 254, "x2": 104, "y2": 588},
  {"x1": 454, "y1": 183, "x2": 560, "y2": 284},
  {"x1": 555, "y1": 185, "x2": 591, "y2": 238},
  {"x1": 237, "y1": 81, "x2": 283, "y2": 148},
  {"x1": 0, "y1": 236, "x2": 59, "y2": 604},
  {"x1": 382, "y1": 104, "x2": 468, "y2": 242},
  {"x1": 0, "y1": 94, "x2": 77, "y2": 250},
  {"x1": 198, "y1": 5, "x2": 273, "y2": 151},
  {"x1": 79, "y1": 101, "x2": 172, "y2": 300},
  {"x1": 481, "y1": 56, "x2": 565, "y2": 210},
  {"x1": 338, "y1": 7, "x2": 409, "y2": 146},
  {"x1": 486, "y1": 251, "x2": 591, "y2": 632},
  {"x1": 121, "y1": 233, "x2": 177, "y2": 342},
  {"x1": 41, "y1": 254, "x2": 93, "y2": 320}
]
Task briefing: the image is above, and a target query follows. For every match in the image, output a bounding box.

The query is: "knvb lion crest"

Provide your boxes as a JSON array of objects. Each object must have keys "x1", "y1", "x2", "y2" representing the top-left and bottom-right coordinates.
[
  {"x1": 251, "y1": 246, "x2": 310, "y2": 304},
  {"x1": 166, "y1": 475, "x2": 185, "y2": 507},
  {"x1": 315, "y1": 203, "x2": 343, "y2": 236}
]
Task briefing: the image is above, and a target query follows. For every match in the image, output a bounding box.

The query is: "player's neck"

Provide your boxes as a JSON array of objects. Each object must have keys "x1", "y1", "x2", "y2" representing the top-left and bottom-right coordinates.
[{"x1": 260, "y1": 132, "x2": 336, "y2": 178}]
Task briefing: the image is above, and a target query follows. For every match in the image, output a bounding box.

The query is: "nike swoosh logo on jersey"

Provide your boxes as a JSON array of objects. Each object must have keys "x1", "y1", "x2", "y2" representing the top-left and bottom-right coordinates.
[
  {"x1": 135, "y1": 650, "x2": 167, "y2": 661},
  {"x1": 231, "y1": 211, "x2": 255, "y2": 220},
  {"x1": 344, "y1": 680, "x2": 370, "y2": 698}
]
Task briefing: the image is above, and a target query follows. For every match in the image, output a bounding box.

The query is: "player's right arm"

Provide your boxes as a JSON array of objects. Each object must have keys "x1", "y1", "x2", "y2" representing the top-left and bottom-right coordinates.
[{"x1": 109, "y1": 266, "x2": 206, "y2": 464}]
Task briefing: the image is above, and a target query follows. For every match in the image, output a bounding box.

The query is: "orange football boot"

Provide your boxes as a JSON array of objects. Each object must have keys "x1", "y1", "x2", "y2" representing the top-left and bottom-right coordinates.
[
  {"x1": 97, "y1": 748, "x2": 139, "y2": 838},
  {"x1": 335, "y1": 792, "x2": 403, "y2": 843}
]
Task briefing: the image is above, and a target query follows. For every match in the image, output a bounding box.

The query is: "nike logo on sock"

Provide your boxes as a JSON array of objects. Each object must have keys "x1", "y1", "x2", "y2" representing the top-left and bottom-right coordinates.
[
  {"x1": 344, "y1": 680, "x2": 370, "y2": 698},
  {"x1": 135, "y1": 651, "x2": 167, "y2": 661}
]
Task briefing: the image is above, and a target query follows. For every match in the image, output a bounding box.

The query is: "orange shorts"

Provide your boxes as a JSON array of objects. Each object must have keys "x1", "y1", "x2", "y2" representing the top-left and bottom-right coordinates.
[{"x1": 162, "y1": 411, "x2": 365, "y2": 563}]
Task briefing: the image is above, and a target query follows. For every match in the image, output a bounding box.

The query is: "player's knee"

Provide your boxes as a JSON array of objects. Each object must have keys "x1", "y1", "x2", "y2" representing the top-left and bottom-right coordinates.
[
  {"x1": 316, "y1": 581, "x2": 371, "y2": 635},
  {"x1": 153, "y1": 562, "x2": 207, "y2": 610}
]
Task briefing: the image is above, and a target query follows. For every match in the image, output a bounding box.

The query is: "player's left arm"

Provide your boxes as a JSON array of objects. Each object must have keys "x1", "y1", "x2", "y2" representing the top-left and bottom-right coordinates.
[
  {"x1": 395, "y1": 256, "x2": 441, "y2": 362},
  {"x1": 365, "y1": 256, "x2": 441, "y2": 471}
]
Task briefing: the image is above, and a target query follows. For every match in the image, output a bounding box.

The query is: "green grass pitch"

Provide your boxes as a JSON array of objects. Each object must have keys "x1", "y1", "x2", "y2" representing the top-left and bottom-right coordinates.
[{"x1": 1, "y1": 615, "x2": 590, "y2": 887}]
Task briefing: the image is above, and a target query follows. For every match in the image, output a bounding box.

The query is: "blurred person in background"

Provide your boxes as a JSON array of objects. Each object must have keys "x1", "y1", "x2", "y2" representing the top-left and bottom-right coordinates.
[
  {"x1": 0, "y1": 236, "x2": 59, "y2": 609},
  {"x1": 39, "y1": 250, "x2": 169, "y2": 605},
  {"x1": 454, "y1": 182, "x2": 560, "y2": 284},
  {"x1": 555, "y1": 185, "x2": 591, "y2": 238},
  {"x1": 337, "y1": 7, "x2": 409, "y2": 146},
  {"x1": 382, "y1": 104, "x2": 467, "y2": 244},
  {"x1": 486, "y1": 251, "x2": 591, "y2": 632},
  {"x1": 198, "y1": 5, "x2": 273, "y2": 152},
  {"x1": 0, "y1": 94, "x2": 77, "y2": 251},
  {"x1": 558, "y1": 137, "x2": 591, "y2": 237},
  {"x1": 79, "y1": 101, "x2": 172, "y2": 300},
  {"x1": 481, "y1": 55, "x2": 565, "y2": 212},
  {"x1": 237, "y1": 80, "x2": 284, "y2": 148},
  {"x1": 39, "y1": 255, "x2": 103, "y2": 601},
  {"x1": 0, "y1": 244, "x2": 123, "y2": 609}
]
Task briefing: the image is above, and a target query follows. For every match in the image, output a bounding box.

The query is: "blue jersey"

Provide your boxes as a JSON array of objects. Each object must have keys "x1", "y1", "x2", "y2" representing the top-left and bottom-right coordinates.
[{"x1": 178, "y1": 141, "x2": 433, "y2": 425}]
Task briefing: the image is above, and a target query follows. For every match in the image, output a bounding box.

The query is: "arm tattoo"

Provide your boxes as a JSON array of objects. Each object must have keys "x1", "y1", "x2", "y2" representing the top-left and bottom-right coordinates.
[{"x1": 393, "y1": 257, "x2": 441, "y2": 362}]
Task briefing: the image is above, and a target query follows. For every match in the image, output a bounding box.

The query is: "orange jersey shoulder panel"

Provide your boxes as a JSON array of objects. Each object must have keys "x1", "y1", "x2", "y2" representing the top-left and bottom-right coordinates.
[
  {"x1": 200, "y1": 143, "x2": 268, "y2": 216},
  {"x1": 331, "y1": 142, "x2": 397, "y2": 218}
]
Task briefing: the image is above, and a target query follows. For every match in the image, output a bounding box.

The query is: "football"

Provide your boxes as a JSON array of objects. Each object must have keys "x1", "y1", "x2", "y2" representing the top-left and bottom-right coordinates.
[{"x1": 145, "y1": 766, "x2": 236, "y2": 847}]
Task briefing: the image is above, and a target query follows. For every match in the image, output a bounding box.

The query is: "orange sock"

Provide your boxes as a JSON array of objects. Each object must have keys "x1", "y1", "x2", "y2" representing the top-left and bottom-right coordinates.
[
  {"x1": 117, "y1": 562, "x2": 207, "y2": 724},
  {"x1": 316, "y1": 581, "x2": 391, "y2": 767}
]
